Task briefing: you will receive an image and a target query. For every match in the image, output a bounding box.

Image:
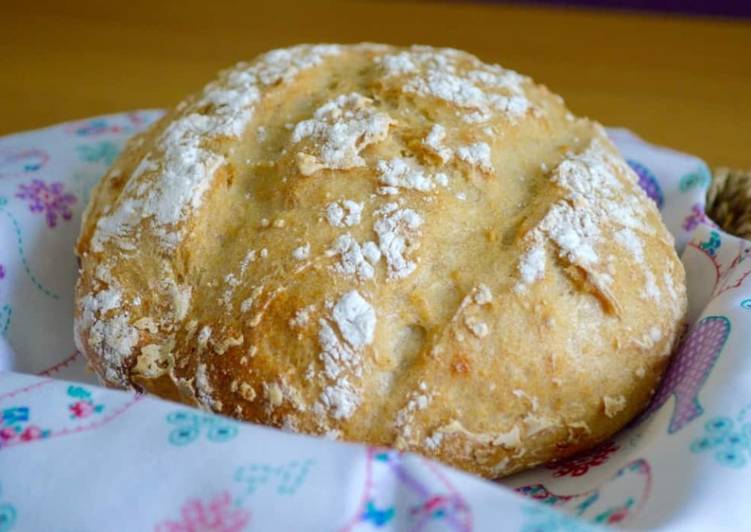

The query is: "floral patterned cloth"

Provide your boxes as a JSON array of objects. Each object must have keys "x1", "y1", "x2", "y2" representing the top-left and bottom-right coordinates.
[
  {"x1": 0, "y1": 114, "x2": 750, "y2": 531},
  {"x1": 15, "y1": 180, "x2": 76, "y2": 228}
]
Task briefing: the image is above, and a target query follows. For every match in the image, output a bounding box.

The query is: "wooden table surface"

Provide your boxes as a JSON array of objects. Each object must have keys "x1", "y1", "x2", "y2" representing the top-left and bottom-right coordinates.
[{"x1": 2, "y1": 0, "x2": 750, "y2": 167}]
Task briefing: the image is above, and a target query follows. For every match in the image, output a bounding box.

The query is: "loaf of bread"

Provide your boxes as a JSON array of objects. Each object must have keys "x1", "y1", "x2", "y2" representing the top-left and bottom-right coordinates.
[{"x1": 74, "y1": 44, "x2": 686, "y2": 477}]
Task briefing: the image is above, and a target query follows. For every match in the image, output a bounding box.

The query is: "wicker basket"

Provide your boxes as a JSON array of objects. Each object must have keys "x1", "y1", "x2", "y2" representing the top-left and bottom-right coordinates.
[{"x1": 706, "y1": 168, "x2": 751, "y2": 239}]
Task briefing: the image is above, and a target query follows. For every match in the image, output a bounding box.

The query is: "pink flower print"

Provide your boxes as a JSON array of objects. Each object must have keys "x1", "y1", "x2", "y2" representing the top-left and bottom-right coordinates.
[
  {"x1": 0, "y1": 427, "x2": 16, "y2": 443},
  {"x1": 66, "y1": 386, "x2": 104, "y2": 419},
  {"x1": 606, "y1": 507, "x2": 630, "y2": 524},
  {"x1": 155, "y1": 491, "x2": 250, "y2": 532},
  {"x1": 546, "y1": 440, "x2": 620, "y2": 477},
  {"x1": 19, "y1": 425, "x2": 48, "y2": 442},
  {"x1": 16, "y1": 179, "x2": 77, "y2": 228},
  {"x1": 69, "y1": 401, "x2": 95, "y2": 419},
  {"x1": 594, "y1": 498, "x2": 636, "y2": 525}
]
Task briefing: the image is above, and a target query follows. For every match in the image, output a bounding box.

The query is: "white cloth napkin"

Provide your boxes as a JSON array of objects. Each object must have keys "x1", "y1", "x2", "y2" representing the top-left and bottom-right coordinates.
[{"x1": 0, "y1": 112, "x2": 749, "y2": 531}]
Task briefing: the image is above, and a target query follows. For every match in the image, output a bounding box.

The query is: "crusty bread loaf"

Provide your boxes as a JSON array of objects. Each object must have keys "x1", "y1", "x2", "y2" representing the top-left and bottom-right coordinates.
[{"x1": 74, "y1": 43, "x2": 686, "y2": 478}]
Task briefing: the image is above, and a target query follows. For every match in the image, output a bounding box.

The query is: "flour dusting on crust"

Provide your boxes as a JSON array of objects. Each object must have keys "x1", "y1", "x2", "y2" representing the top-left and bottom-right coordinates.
[
  {"x1": 516, "y1": 139, "x2": 662, "y2": 304},
  {"x1": 374, "y1": 203, "x2": 423, "y2": 279},
  {"x1": 91, "y1": 45, "x2": 341, "y2": 250},
  {"x1": 314, "y1": 290, "x2": 377, "y2": 421},
  {"x1": 292, "y1": 92, "x2": 394, "y2": 175}
]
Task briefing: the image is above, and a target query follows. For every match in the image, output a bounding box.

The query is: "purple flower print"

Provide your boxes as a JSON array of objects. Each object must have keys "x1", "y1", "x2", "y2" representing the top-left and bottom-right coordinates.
[
  {"x1": 16, "y1": 179, "x2": 76, "y2": 228},
  {"x1": 682, "y1": 203, "x2": 716, "y2": 233},
  {"x1": 627, "y1": 159, "x2": 664, "y2": 209}
]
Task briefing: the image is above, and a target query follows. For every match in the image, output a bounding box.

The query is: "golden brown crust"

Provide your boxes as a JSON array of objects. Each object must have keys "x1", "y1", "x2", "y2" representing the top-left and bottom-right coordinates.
[{"x1": 74, "y1": 43, "x2": 687, "y2": 478}]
